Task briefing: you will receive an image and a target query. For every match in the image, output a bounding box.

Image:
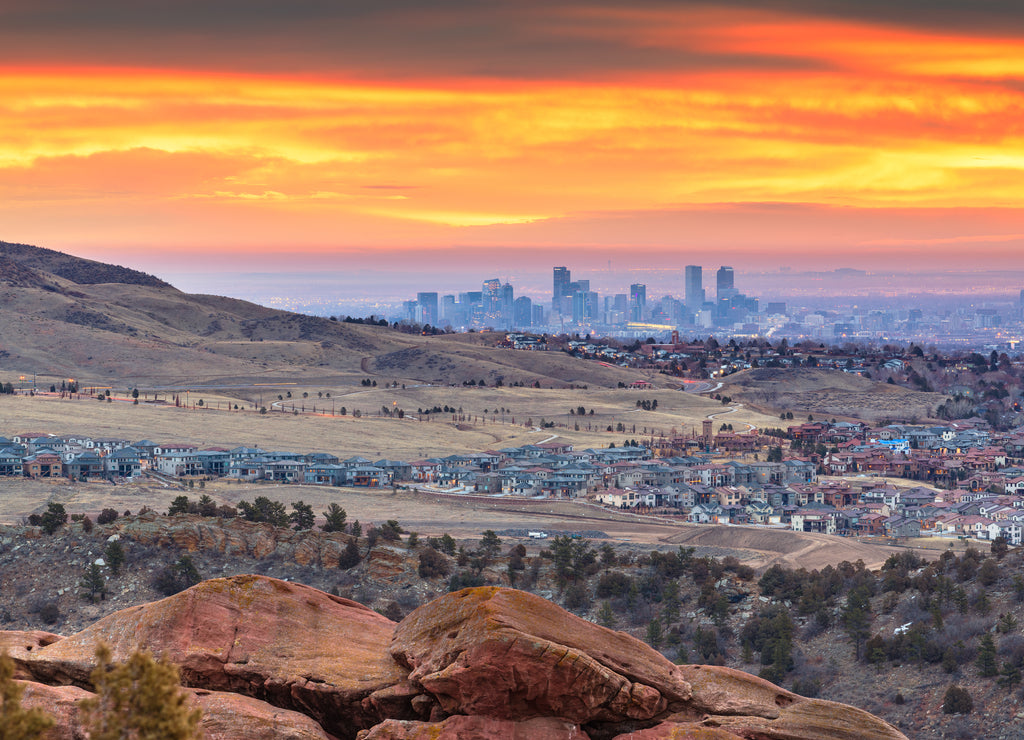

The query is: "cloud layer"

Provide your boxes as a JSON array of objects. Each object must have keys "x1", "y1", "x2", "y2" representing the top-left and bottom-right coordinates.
[{"x1": 1, "y1": 2, "x2": 1023, "y2": 267}]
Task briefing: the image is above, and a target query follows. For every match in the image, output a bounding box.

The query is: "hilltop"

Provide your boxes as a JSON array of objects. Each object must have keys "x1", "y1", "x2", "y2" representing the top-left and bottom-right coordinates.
[
  {"x1": 720, "y1": 367, "x2": 947, "y2": 423},
  {"x1": 0, "y1": 241, "x2": 645, "y2": 390}
]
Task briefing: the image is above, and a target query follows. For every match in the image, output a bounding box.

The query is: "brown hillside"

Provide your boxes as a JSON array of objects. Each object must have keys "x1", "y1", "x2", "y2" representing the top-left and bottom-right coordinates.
[
  {"x1": 0, "y1": 242, "x2": 648, "y2": 390},
  {"x1": 0, "y1": 240, "x2": 170, "y2": 287},
  {"x1": 720, "y1": 367, "x2": 946, "y2": 423}
]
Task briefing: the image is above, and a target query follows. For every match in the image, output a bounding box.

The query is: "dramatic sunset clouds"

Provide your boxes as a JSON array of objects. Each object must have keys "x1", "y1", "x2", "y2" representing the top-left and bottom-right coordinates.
[{"x1": 2, "y1": 1, "x2": 1024, "y2": 269}]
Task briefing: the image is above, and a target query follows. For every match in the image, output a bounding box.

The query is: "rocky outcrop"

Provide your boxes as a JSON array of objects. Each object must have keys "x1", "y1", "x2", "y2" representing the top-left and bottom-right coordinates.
[
  {"x1": 390, "y1": 587, "x2": 907, "y2": 740},
  {"x1": 113, "y1": 513, "x2": 354, "y2": 568},
  {"x1": 20, "y1": 575, "x2": 405, "y2": 738},
  {"x1": 390, "y1": 586, "x2": 693, "y2": 724},
  {"x1": 13, "y1": 577, "x2": 907, "y2": 740},
  {"x1": 0, "y1": 630, "x2": 62, "y2": 675},
  {"x1": 358, "y1": 716, "x2": 591, "y2": 739},
  {"x1": 17, "y1": 681, "x2": 340, "y2": 740}
]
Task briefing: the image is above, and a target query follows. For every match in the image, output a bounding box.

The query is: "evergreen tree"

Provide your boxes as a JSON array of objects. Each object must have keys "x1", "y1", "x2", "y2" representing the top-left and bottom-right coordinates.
[
  {"x1": 289, "y1": 501, "x2": 315, "y2": 531},
  {"x1": 81, "y1": 644, "x2": 201, "y2": 740},
  {"x1": 238, "y1": 496, "x2": 289, "y2": 527},
  {"x1": 167, "y1": 495, "x2": 190, "y2": 516},
  {"x1": 0, "y1": 652, "x2": 54, "y2": 739},
  {"x1": 841, "y1": 585, "x2": 873, "y2": 660},
  {"x1": 478, "y1": 530, "x2": 502, "y2": 563},
  {"x1": 645, "y1": 619, "x2": 663, "y2": 650},
  {"x1": 977, "y1": 634, "x2": 998, "y2": 677},
  {"x1": 105, "y1": 541, "x2": 126, "y2": 577},
  {"x1": 81, "y1": 563, "x2": 106, "y2": 602},
  {"x1": 40, "y1": 502, "x2": 68, "y2": 535},
  {"x1": 321, "y1": 503, "x2": 348, "y2": 533},
  {"x1": 438, "y1": 533, "x2": 457, "y2": 555}
]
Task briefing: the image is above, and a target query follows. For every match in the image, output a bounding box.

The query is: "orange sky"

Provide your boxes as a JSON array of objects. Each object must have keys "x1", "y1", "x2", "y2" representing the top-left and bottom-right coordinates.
[{"x1": 2, "y1": 2, "x2": 1024, "y2": 270}]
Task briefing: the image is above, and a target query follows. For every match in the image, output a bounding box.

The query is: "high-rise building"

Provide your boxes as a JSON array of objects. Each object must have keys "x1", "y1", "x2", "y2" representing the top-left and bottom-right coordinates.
[
  {"x1": 716, "y1": 266, "x2": 735, "y2": 298},
  {"x1": 441, "y1": 294, "x2": 456, "y2": 323},
  {"x1": 629, "y1": 283, "x2": 646, "y2": 322},
  {"x1": 513, "y1": 296, "x2": 533, "y2": 327},
  {"x1": 685, "y1": 266, "x2": 704, "y2": 310},
  {"x1": 416, "y1": 292, "x2": 438, "y2": 325},
  {"x1": 553, "y1": 266, "x2": 570, "y2": 310}
]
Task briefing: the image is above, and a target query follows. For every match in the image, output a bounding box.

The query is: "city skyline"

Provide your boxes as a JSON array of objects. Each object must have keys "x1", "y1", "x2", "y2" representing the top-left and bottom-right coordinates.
[{"x1": 2, "y1": 2, "x2": 1024, "y2": 273}]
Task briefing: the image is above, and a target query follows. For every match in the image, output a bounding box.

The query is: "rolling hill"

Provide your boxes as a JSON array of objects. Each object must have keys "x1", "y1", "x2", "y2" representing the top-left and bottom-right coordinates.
[{"x1": 0, "y1": 241, "x2": 647, "y2": 390}]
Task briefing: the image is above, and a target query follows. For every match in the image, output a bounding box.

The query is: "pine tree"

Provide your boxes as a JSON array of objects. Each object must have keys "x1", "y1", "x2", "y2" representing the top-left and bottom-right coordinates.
[
  {"x1": 321, "y1": 503, "x2": 348, "y2": 533},
  {"x1": 977, "y1": 633, "x2": 998, "y2": 677},
  {"x1": 105, "y1": 541, "x2": 126, "y2": 577},
  {"x1": 0, "y1": 652, "x2": 54, "y2": 740},
  {"x1": 81, "y1": 644, "x2": 201, "y2": 740},
  {"x1": 81, "y1": 563, "x2": 106, "y2": 603},
  {"x1": 289, "y1": 501, "x2": 315, "y2": 531}
]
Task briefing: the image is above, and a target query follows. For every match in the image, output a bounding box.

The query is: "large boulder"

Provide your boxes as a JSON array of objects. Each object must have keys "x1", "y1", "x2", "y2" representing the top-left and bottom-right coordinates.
[
  {"x1": 0, "y1": 630, "x2": 62, "y2": 677},
  {"x1": 390, "y1": 587, "x2": 693, "y2": 723},
  {"x1": 391, "y1": 587, "x2": 907, "y2": 740},
  {"x1": 20, "y1": 575, "x2": 406, "y2": 738}
]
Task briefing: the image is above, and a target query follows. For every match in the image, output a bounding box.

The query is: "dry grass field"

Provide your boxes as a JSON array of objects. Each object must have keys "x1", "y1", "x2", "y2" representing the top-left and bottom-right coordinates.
[{"x1": 0, "y1": 387, "x2": 782, "y2": 459}]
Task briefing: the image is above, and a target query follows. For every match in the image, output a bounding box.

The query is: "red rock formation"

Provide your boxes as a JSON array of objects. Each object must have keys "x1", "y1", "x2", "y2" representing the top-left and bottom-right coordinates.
[
  {"x1": 18, "y1": 681, "x2": 340, "y2": 740},
  {"x1": 390, "y1": 587, "x2": 907, "y2": 740},
  {"x1": 13, "y1": 577, "x2": 907, "y2": 740},
  {"x1": 21, "y1": 575, "x2": 405, "y2": 738},
  {"x1": 358, "y1": 715, "x2": 591, "y2": 739},
  {"x1": 0, "y1": 630, "x2": 62, "y2": 677}
]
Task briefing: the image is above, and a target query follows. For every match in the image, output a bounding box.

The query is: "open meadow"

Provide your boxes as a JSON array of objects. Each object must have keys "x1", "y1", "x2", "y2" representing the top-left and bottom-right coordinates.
[{"x1": 0, "y1": 386, "x2": 782, "y2": 458}]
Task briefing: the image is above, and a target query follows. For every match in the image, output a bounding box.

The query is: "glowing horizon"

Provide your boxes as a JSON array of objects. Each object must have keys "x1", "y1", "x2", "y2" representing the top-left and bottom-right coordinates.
[{"x1": 2, "y1": 2, "x2": 1024, "y2": 270}]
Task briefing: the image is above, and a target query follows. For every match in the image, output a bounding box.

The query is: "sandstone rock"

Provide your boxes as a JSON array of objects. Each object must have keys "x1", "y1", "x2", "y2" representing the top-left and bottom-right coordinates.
[
  {"x1": 192, "y1": 688, "x2": 341, "y2": 739},
  {"x1": 22, "y1": 575, "x2": 407, "y2": 739},
  {"x1": 390, "y1": 586, "x2": 693, "y2": 724},
  {"x1": 611, "y1": 724, "x2": 742, "y2": 739},
  {"x1": 18, "y1": 681, "x2": 340, "y2": 740},
  {"x1": 0, "y1": 630, "x2": 62, "y2": 676},
  {"x1": 19, "y1": 681, "x2": 91, "y2": 740},
  {"x1": 359, "y1": 715, "x2": 591, "y2": 739},
  {"x1": 390, "y1": 588, "x2": 907, "y2": 740}
]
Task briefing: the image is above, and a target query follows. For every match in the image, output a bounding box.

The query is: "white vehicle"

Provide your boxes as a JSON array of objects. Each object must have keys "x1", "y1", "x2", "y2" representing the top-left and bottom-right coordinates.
[{"x1": 528, "y1": 531, "x2": 548, "y2": 539}]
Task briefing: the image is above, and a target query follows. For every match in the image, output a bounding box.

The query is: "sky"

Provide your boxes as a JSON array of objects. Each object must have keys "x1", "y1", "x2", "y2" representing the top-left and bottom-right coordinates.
[{"x1": 2, "y1": 1, "x2": 1024, "y2": 280}]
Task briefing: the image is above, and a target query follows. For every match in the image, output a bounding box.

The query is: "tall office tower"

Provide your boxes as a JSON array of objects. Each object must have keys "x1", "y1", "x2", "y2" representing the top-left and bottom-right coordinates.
[
  {"x1": 717, "y1": 266, "x2": 735, "y2": 298},
  {"x1": 440, "y1": 294, "x2": 456, "y2": 323},
  {"x1": 513, "y1": 296, "x2": 533, "y2": 327},
  {"x1": 1020, "y1": 288, "x2": 1024, "y2": 307},
  {"x1": 685, "y1": 265, "x2": 705, "y2": 309},
  {"x1": 532, "y1": 304, "x2": 545, "y2": 326},
  {"x1": 629, "y1": 283, "x2": 647, "y2": 322},
  {"x1": 482, "y1": 277, "x2": 501, "y2": 312},
  {"x1": 416, "y1": 292, "x2": 438, "y2": 325},
  {"x1": 499, "y1": 282, "x2": 515, "y2": 328},
  {"x1": 553, "y1": 266, "x2": 570, "y2": 309}
]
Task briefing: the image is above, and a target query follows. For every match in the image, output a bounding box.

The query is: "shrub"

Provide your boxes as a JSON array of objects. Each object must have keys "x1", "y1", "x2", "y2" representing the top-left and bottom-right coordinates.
[
  {"x1": 942, "y1": 685, "x2": 973, "y2": 714},
  {"x1": 418, "y1": 548, "x2": 450, "y2": 579},
  {"x1": 338, "y1": 540, "x2": 362, "y2": 570},
  {"x1": 97, "y1": 508, "x2": 119, "y2": 525},
  {"x1": 153, "y1": 555, "x2": 201, "y2": 596}
]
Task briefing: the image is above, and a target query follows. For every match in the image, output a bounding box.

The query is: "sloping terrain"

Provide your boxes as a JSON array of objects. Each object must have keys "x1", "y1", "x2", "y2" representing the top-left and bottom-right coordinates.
[
  {"x1": 0, "y1": 241, "x2": 645, "y2": 390},
  {"x1": 720, "y1": 367, "x2": 946, "y2": 423}
]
